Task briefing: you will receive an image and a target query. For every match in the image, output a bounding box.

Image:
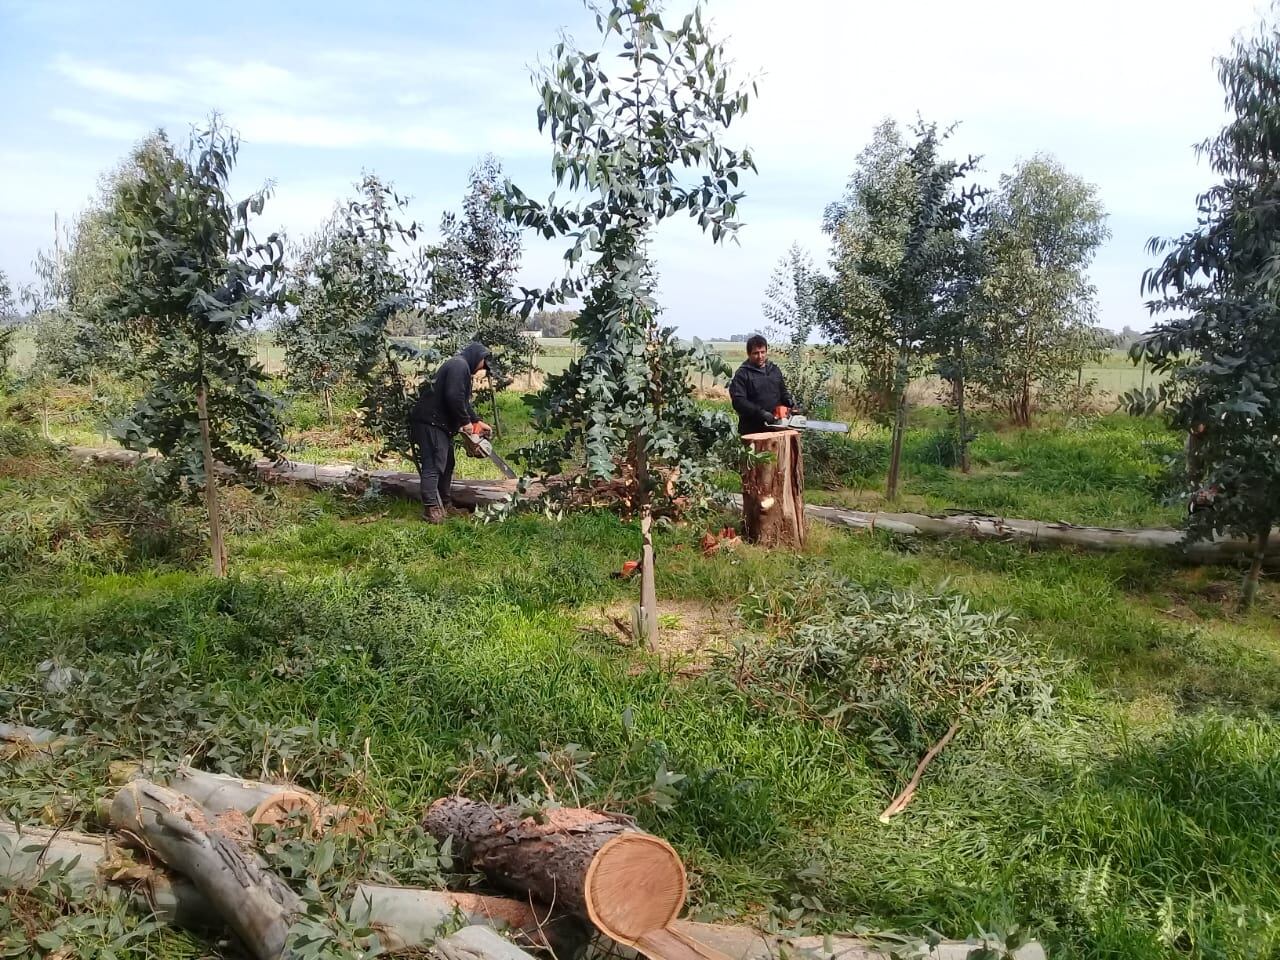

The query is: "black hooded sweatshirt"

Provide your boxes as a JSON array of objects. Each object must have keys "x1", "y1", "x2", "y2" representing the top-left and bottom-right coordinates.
[
  {"x1": 729, "y1": 360, "x2": 793, "y2": 435},
  {"x1": 409, "y1": 342, "x2": 491, "y2": 433}
]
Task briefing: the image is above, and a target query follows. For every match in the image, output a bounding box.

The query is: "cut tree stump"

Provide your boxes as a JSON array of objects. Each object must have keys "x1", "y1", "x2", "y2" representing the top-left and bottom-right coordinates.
[
  {"x1": 422, "y1": 798, "x2": 701, "y2": 960},
  {"x1": 351, "y1": 886, "x2": 589, "y2": 957},
  {"x1": 740, "y1": 431, "x2": 805, "y2": 549},
  {"x1": 109, "y1": 779, "x2": 302, "y2": 960}
]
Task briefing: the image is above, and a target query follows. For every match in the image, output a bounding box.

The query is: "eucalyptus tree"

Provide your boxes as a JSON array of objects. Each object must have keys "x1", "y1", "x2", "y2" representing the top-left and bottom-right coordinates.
[
  {"x1": 497, "y1": 0, "x2": 755, "y2": 648},
  {"x1": 973, "y1": 156, "x2": 1109, "y2": 425},
  {"x1": 1132, "y1": 15, "x2": 1280, "y2": 608},
  {"x1": 761, "y1": 243, "x2": 832, "y2": 413},
  {"x1": 106, "y1": 119, "x2": 286, "y2": 577},
  {"x1": 0, "y1": 269, "x2": 16, "y2": 385},
  {"x1": 427, "y1": 156, "x2": 531, "y2": 425}
]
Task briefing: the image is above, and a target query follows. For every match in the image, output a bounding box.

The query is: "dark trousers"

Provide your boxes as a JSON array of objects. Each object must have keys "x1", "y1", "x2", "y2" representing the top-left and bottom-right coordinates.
[{"x1": 410, "y1": 422, "x2": 454, "y2": 508}]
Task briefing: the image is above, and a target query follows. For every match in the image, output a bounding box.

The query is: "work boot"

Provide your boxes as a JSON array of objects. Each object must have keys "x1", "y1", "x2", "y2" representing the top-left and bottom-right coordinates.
[{"x1": 423, "y1": 505, "x2": 447, "y2": 525}]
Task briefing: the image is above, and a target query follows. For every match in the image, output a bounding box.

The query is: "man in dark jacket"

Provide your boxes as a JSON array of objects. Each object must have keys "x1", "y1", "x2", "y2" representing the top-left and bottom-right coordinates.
[
  {"x1": 408, "y1": 341, "x2": 493, "y2": 523},
  {"x1": 728, "y1": 335, "x2": 794, "y2": 435}
]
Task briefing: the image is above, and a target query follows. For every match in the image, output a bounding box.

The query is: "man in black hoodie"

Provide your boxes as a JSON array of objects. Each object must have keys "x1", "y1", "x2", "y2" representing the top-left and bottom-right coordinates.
[
  {"x1": 729, "y1": 335, "x2": 794, "y2": 435},
  {"x1": 408, "y1": 341, "x2": 493, "y2": 523}
]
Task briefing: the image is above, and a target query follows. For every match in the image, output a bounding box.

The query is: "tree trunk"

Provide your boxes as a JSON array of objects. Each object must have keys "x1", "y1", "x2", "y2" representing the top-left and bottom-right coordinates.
[
  {"x1": 437, "y1": 926, "x2": 542, "y2": 960},
  {"x1": 196, "y1": 381, "x2": 226, "y2": 578},
  {"x1": 1241, "y1": 525, "x2": 1271, "y2": 611},
  {"x1": 955, "y1": 373, "x2": 970, "y2": 474},
  {"x1": 41, "y1": 401, "x2": 50, "y2": 440},
  {"x1": 885, "y1": 346, "x2": 909, "y2": 499},
  {"x1": 158, "y1": 765, "x2": 369, "y2": 836},
  {"x1": 0, "y1": 822, "x2": 219, "y2": 931},
  {"x1": 740, "y1": 431, "x2": 805, "y2": 549},
  {"x1": 323, "y1": 386, "x2": 333, "y2": 426},
  {"x1": 422, "y1": 797, "x2": 686, "y2": 947},
  {"x1": 351, "y1": 885, "x2": 589, "y2": 957},
  {"x1": 109, "y1": 779, "x2": 301, "y2": 960},
  {"x1": 634, "y1": 439, "x2": 659, "y2": 651},
  {"x1": 0, "y1": 722, "x2": 64, "y2": 761}
]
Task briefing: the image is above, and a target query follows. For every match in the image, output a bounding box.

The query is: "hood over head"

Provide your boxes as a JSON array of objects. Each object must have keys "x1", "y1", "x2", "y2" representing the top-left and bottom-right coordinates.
[{"x1": 461, "y1": 341, "x2": 491, "y2": 373}]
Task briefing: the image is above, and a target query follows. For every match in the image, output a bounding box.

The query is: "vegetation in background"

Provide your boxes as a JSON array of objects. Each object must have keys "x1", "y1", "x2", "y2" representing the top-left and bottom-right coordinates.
[{"x1": 1132, "y1": 13, "x2": 1280, "y2": 609}]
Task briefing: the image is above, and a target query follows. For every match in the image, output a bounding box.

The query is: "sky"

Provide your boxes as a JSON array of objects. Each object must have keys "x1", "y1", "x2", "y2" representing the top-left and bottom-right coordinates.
[{"x1": 0, "y1": 0, "x2": 1268, "y2": 338}]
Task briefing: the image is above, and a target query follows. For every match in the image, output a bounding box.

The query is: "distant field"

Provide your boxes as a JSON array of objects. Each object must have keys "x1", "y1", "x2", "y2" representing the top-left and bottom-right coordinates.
[{"x1": 6, "y1": 330, "x2": 1159, "y2": 400}]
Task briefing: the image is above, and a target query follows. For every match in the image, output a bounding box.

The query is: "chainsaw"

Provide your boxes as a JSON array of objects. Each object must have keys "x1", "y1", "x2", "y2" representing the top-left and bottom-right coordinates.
[
  {"x1": 765, "y1": 410, "x2": 849, "y2": 434},
  {"x1": 459, "y1": 429, "x2": 518, "y2": 479}
]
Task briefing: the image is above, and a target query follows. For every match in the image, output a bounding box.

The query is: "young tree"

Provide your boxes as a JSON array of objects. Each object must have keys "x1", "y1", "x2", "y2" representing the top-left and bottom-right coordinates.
[
  {"x1": 498, "y1": 1, "x2": 755, "y2": 649},
  {"x1": 823, "y1": 119, "x2": 930, "y2": 417},
  {"x1": 824, "y1": 119, "x2": 980, "y2": 497},
  {"x1": 277, "y1": 212, "x2": 365, "y2": 425},
  {"x1": 427, "y1": 156, "x2": 532, "y2": 426},
  {"x1": 761, "y1": 243, "x2": 832, "y2": 413},
  {"x1": 924, "y1": 192, "x2": 988, "y2": 473},
  {"x1": 105, "y1": 119, "x2": 286, "y2": 577},
  {"x1": 972, "y1": 156, "x2": 1109, "y2": 426},
  {"x1": 1131, "y1": 15, "x2": 1280, "y2": 609},
  {"x1": 328, "y1": 174, "x2": 426, "y2": 461}
]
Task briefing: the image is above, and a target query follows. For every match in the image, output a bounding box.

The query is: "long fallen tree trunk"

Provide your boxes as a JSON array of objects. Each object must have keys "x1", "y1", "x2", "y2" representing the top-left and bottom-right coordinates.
[
  {"x1": 109, "y1": 780, "x2": 302, "y2": 960},
  {"x1": 66, "y1": 446, "x2": 1280, "y2": 565}
]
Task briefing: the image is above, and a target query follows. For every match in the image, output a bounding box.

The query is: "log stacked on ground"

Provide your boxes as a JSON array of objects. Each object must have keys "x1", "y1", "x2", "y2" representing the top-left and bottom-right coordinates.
[
  {"x1": 109, "y1": 780, "x2": 301, "y2": 960},
  {"x1": 423, "y1": 798, "x2": 686, "y2": 950}
]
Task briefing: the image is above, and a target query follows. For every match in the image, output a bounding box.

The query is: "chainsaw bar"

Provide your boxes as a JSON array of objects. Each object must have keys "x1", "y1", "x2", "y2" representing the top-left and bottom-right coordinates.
[{"x1": 767, "y1": 416, "x2": 849, "y2": 434}]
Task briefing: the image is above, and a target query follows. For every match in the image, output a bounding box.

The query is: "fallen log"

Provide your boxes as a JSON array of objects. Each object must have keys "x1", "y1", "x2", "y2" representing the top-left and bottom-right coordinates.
[
  {"x1": 67, "y1": 445, "x2": 1280, "y2": 565},
  {"x1": 110, "y1": 762, "x2": 371, "y2": 837},
  {"x1": 806, "y1": 503, "x2": 1280, "y2": 566},
  {"x1": 663, "y1": 921, "x2": 1046, "y2": 960},
  {"x1": 438, "y1": 924, "x2": 540, "y2": 960},
  {"x1": 0, "y1": 822, "x2": 216, "y2": 930},
  {"x1": 0, "y1": 722, "x2": 65, "y2": 761},
  {"x1": 423, "y1": 798, "x2": 691, "y2": 957},
  {"x1": 109, "y1": 779, "x2": 301, "y2": 960},
  {"x1": 350, "y1": 885, "x2": 589, "y2": 957}
]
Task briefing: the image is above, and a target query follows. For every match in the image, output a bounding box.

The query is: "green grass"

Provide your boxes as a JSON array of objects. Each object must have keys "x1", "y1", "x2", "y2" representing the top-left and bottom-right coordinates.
[{"x1": 3, "y1": 426, "x2": 1280, "y2": 958}]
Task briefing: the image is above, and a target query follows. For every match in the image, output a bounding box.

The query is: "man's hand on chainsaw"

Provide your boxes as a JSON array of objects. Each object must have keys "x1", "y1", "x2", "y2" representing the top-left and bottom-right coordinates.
[{"x1": 465, "y1": 421, "x2": 493, "y2": 439}]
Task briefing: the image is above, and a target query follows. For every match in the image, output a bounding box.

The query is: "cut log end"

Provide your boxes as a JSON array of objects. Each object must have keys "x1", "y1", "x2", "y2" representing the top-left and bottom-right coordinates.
[{"x1": 584, "y1": 833, "x2": 686, "y2": 944}]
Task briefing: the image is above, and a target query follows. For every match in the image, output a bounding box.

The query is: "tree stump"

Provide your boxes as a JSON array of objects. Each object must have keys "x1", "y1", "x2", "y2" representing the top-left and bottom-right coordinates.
[{"x1": 741, "y1": 430, "x2": 805, "y2": 548}]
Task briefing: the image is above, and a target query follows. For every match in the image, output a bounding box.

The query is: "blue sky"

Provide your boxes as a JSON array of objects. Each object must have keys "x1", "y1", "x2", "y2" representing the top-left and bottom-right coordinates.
[{"x1": 0, "y1": 0, "x2": 1267, "y2": 338}]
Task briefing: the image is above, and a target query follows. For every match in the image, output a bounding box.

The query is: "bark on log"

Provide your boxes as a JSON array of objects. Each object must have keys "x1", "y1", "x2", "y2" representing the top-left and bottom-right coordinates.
[
  {"x1": 438, "y1": 925, "x2": 540, "y2": 960},
  {"x1": 109, "y1": 780, "x2": 301, "y2": 960},
  {"x1": 350, "y1": 886, "x2": 588, "y2": 957},
  {"x1": 68, "y1": 445, "x2": 1280, "y2": 566},
  {"x1": 0, "y1": 822, "x2": 217, "y2": 930},
  {"x1": 422, "y1": 798, "x2": 685, "y2": 946},
  {"x1": 0, "y1": 722, "x2": 65, "y2": 761},
  {"x1": 740, "y1": 431, "x2": 805, "y2": 549}
]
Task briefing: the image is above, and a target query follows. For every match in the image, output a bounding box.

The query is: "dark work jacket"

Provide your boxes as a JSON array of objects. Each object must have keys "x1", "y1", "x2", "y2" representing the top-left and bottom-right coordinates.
[
  {"x1": 729, "y1": 360, "x2": 793, "y2": 435},
  {"x1": 408, "y1": 342, "x2": 490, "y2": 433}
]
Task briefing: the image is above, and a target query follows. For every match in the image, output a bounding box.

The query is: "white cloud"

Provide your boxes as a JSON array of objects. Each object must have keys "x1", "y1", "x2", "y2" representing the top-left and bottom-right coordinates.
[
  {"x1": 51, "y1": 107, "x2": 144, "y2": 141},
  {"x1": 52, "y1": 53, "x2": 176, "y2": 103}
]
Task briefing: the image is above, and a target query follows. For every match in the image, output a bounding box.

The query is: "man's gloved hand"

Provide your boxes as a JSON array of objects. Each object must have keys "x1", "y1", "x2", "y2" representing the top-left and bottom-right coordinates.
[
  {"x1": 764, "y1": 414, "x2": 780, "y2": 426},
  {"x1": 466, "y1": 421, "x2": 493, "y2": 438}
]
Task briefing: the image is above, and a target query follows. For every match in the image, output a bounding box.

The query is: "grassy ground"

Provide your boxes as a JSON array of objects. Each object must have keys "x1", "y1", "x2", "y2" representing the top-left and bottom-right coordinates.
[{"x1": 2, "y1": 414, "x2": 1280, "y2": 959}]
